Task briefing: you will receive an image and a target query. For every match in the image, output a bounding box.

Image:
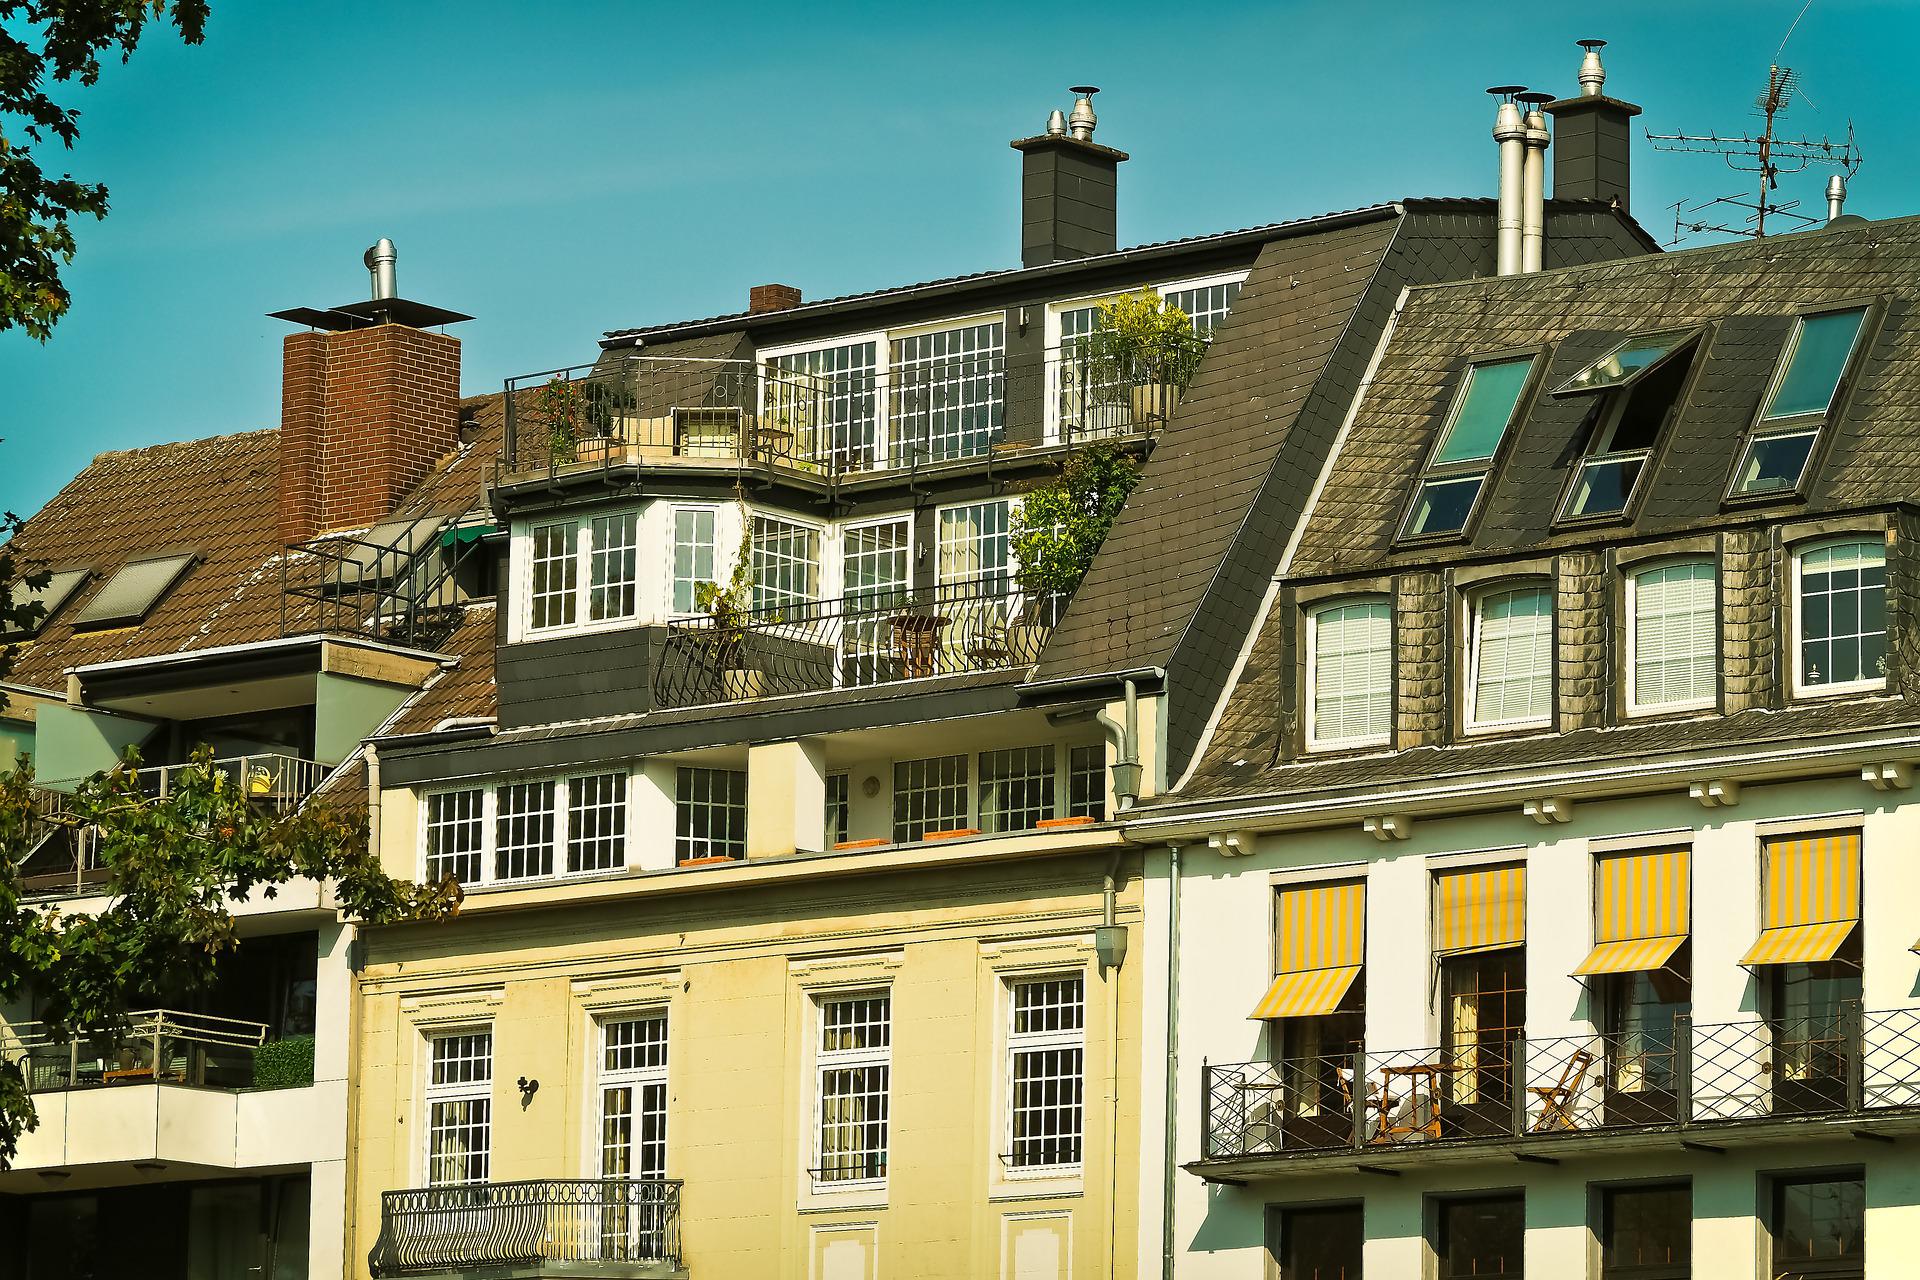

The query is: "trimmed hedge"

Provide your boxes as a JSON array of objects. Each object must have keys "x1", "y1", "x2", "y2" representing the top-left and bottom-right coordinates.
[{"x1": 252, "y1": 1033, "x2": 315, "y2": 1090}]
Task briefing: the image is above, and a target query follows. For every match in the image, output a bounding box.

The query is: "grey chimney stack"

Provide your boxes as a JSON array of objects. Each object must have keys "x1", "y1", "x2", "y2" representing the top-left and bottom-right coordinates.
[
  {"x1": 1011, "y1": 87, "x2": 1129, "y2": 268},
  {"x1": 365, "y1": 238, "x2": 398, "y2": 301},
  {"x1": 1519, "y1": 92, "x2": 1553, "y2": 273},
  {"x1": 1491, "y1": 87, "x2": 1527, "y2": 276},
  {"x1": 1545, "y1": 39, "x2": 1642, "y2": 211}
]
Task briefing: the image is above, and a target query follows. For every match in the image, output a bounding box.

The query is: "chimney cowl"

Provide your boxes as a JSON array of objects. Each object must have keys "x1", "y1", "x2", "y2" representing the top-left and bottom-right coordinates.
[
  {"x1": 1827, "y1": 174, "x2": 1849, "y2": 223},
  {"x1": 1046, "y1": 108, "x2": 1068, "y2": 137},
  {"x1": 364, "y1": 238, "x2": 398, "y2": 301},
  {"x1": 1067, "y1": 85, "x2": 1099, "y2": 141},
  {"x1": 1577, "y1": 38, "x2": 1608, "y2": 97}
]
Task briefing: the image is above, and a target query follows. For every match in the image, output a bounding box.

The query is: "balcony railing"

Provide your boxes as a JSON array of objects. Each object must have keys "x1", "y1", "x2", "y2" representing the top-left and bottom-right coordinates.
[
  {"x1": 4, "y1": 1009, "x2": 269, "y2": 1092},
  {"x1": 1202, "y1": 1004, "x2": 1920, "y2": 1162},
  {"x1": 133, "y1": 753, "x2": 329, "y2": 811},
  {"x1": 368, "y1": 1178, "x2": 682, "y2": 1277},
  {"x1": 653, "y1": 576, "x2": 1064, "y2": 709},
  {"x1": 499, "y1": 350, "x2": 1176, "y2": 483}
]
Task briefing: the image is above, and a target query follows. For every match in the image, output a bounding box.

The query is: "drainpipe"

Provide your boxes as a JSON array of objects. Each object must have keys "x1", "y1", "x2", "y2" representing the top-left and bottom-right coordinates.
[
  {"x1": 1101, "y1": 853, "x2": 1125, "y2": 1280},
  {"x1": 1490, "y1": 87, "x2": 1528, "y2": 276},
  {"x1": 1519, "y1": 92, "x2": 1552, "y2": 273},
  {"x1": 1159, "y1": 842, "x2": 1183, "y2": 1280},
  {"x1": 1097, "y1": 678, "x2": 1145, "y2": 811}
]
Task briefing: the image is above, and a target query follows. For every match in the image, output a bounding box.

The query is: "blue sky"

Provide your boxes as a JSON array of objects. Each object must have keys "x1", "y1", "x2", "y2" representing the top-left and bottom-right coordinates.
[{"x1": 4, "y1": 0, "x2": 1915, "y2": 518}]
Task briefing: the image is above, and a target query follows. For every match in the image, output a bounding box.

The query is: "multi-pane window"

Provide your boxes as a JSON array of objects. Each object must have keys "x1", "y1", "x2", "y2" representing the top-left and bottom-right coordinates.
[
  {"x1": 670, "y1": 507, "x2": 717, "y2": 615},
  {"x1": 751, "y1": 516, "x2": 820, "y2": 613},
  {"x1": 1556, "y1": 331, "x2": 1698, "y2": 521},
  {"x1": 674, "y1": 767, "x2": 746, "y2": 862},
  {"x1": 1163, "y1": 278, "x2": 1243, "y2": 337},
  {"x1": 1067, "y1": 744, "x2": 1105, "y2": 821},
  {"x1": 425, "y1": 1030, "x2": 492, "y2": 1186},
  {"x1": 494, "y1": 779, "x2": 557, "y2": 881},
  {"x1": 890, "y1": 322, "x2": 1006, "y2": 463},
  {"x1": 529, "y1": 521, "x2": 578, "y2": 631},
  {"x1": 1731, "y1": 308, "x2": 1868, "y2": 498},
  {"x1": 1630, "y1": 561, "x2": 1717, "y2": 712},
  {"x1": 589, "y1": 511, "x2": 640, "y2": 622},
  {"x1": 1468, "y1": 584, "x2": 1553, "y2": 729},
  {"x1": 567, "y1": 772, "x2": 628, "y2": 874},
  {"x1": 979, "y1": 746, "x2": 1056, "y2": 834},
  {"x1": 815, "y1": 993, "x2": 891, "y2": 1184},
  {"x1": 1601, "y1": 1183, "x2": 1690, "y2": 1280},
  {"x1": 1435, "y1": 1194, "x2": 1525, "y2": 1280},
  {"x1": 1007, "y1": 975, "x2": 1084, "y2": 1169},
  {"x1": 770, "y1": 341, "x2": 879, "y2": 472},
  {"x1": 1308, "y1": 598, "x2": 1392, "y2": 748},
  {"x1": 825, "y1": 773, "x2": 850, "y2": 846},
  {"x1": 1402, "y1": 356, "x2": 1535, "y2": 539},
  {"x1": 600, "y1": 1015, "x2": 668, "y2": 1179},
  {"x1": 424, "y1": 788, "x2": 484, "y2": 884},
  {"x1": 841, "y1": 519, "x2": 910, "y2": 684},
  {"x1": 1276, "y1": 1204, "x2": 1364, "y2": 1280},
  {"x1": 1772, "y1": 1173, "x2": 1864, "y2": 1280},
  {"x1": 892, "y1": 754, "x2": 970, "y2": 842},
  {"x1": 936, "y1": 500, "x2": 1012, "y2": 586},
  {"x1": 1796, "y1": 539, "x2": 1886, "y2": 693}
]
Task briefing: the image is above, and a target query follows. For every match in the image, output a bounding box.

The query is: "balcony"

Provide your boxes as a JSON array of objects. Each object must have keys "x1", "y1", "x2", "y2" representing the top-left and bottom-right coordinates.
[
  {"x1": 1198, "y1": 1005, "x2": 1920, "y2": 1176},
  {"x1": 652, "y1": 577, "x2": 1063, "y2": 710},
  {"x1": 498, "y1": 350, "x2": 1174, "y2": 485},
  {"x1": 10, "y1": 1009, "x2": 269, "y2": 1093},
  {"x1": 369, "y1": 1178, "x2": 684, "y2": 1278}
]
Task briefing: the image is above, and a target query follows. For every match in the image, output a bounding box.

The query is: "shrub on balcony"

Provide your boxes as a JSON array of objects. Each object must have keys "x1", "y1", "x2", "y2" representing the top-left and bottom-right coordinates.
[
  {"x1": 1011, "y1": 441, "x2": 1144, "y2": 601},
  {"x1": 252, "y1": 1033, "x2": 315, "y2": 1090},
  {"x1": 1081, "y1": 290, "x2": 1207, "y2": 403}
]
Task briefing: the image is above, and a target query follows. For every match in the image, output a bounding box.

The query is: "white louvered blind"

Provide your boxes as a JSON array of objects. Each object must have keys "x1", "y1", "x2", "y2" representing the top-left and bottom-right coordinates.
[
  {"x1": 1311, "y1": 600, "x2": 1392, "y2": 745},
  {"x1": 1633, "y1": 561, "x2": 1717, "y2": 710},
  {"x1": 1471, "y1": 586, "x2": 1553, "y2": 726}
]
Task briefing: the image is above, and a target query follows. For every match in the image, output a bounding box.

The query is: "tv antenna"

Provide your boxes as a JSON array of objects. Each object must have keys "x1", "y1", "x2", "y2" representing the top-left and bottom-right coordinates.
[{"x1": 1646, "y1": 10, "x2": 1861, "y2": 242}]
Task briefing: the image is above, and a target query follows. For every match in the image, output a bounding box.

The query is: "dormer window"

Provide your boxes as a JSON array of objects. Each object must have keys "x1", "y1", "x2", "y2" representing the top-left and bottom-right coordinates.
[
  {"x1": 1552, "y1": 330, "x2": 1699, "y2": 522},
  {"x1": 1728, "y1": 307, "x2": 1869, "y2": 499},
  {"x1": 1399, "y1": 356, "x2": 1535, "y2": 541}
]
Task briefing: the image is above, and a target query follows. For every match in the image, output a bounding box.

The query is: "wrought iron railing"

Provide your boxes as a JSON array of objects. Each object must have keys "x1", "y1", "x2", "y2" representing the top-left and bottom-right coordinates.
[
  {"x1": 1202, "y1": 1004, "x2": 1917, "y2": 1160},
  {"x1": 653, "y1": 576, "x2": 1064, "y2": 709},
  {"x1": 281, "y1": 512, "x2": 485, "y2": 647},
  {"x1": 499, "y1": 350, "x2": 1175, "y2": 483},
  {"x1": 368, "y1": 1178, "x2": 682, "y2": 1276},
  {"x1": 4, "y1": 1009, "x2": 269, "y2": 1092}
]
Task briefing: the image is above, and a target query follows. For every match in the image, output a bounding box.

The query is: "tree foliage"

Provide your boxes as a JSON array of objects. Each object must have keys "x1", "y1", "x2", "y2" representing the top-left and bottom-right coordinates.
[
  {"x1": 1, "y1": 1, "x2": 208, "y2": 339},
  {"x1": 1010, "y1": 442, "x2": 1144, "y2": 600}
]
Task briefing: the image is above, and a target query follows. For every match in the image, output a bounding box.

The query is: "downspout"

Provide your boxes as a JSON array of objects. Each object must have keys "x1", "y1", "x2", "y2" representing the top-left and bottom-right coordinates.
[
  {"x1": 1102, "y1": 852, "x2": 1124, "y2": 1280},
  {"x1": 1096, "y1": 678, "x2": 1145, "y2": 811},
  {"x1": 1159, "y1": 842, "x2": 1183, "y2": 1280}
]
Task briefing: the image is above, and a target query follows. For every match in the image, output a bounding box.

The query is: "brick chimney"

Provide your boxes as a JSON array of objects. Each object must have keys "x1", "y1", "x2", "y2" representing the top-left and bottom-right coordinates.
[
  {"x1": 270, "y1": 241, "x2": 472, "y2": 545},
  {"x1": 749, "y1": 283, "x2": 803, "y2": 314}
]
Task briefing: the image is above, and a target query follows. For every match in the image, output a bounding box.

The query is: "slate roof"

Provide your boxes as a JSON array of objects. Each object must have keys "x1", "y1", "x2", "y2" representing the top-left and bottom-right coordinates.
[{"x1": 1179, "y1": 213, "x2": 1920, "y2": 801}]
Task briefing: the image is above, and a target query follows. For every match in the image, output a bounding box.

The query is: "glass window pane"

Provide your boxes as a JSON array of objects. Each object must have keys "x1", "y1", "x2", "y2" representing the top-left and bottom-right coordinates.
[
  {"x1": 890, "y1": 322, "x2": 1006, "y2": 463},
  {"x1": 589, "y1": 511, "x2": 640, "y2": 622},
  {"x1": 1732, "y1": 429, "x2": 1818, "y2": 496},
  {"x1": 1311, "y1": 599, "x2": 1392, "y2": 745},
  {"x1": 1559, "y1": 331, "x2": 1688, "y2": 394},
  {"x1": 1565, "y1": 454, "x2": 1646, "y2": 519},
  {"x1": 751, "y1": 516, "x2": 819, "y2": 612},
  {"x1": 1766, "y1": 309, "x2": 1867, "y2": 420},
  {"x1": 1433, "y1": 358, "x2": 1533, "y2": 464},
  {"x1": 1279, "y1": 1204, "x2": 1364, "y2": 1280},
  {"x1": 1799, "y1": 540, "x2": 1887, "y2": 690},
  {"x1": 1632, "y1": 561, "x2": 1717, "y2": 710},
  {"x1": 1773, "y1": 1176, "x2": 1864, "y2": 1275},
  {"x1": 1602, "y1": 1183, "x2": 1690, "y2": 1277},
  {"x1": 1405, "y1": 475, "x2": 1486, "y2": 538},
  {"x1": 670, "y1": 508, "x2": 716, "y2": 615},
  {"x1": 1437, "y1": 1195, "x2": 1524, "y2": 1279},
  {"x1": 1472, "y1": 586, "x2": 1554, "y2": 726}
]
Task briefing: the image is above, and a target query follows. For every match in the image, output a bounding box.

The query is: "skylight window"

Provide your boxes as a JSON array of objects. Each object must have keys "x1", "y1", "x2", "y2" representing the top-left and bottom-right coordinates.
[
  {"x1": 69, "y1": 554, "x2": 196, "y2": 630},
  {"x1": 1400, "y1": 355, "x2": 1535, "y2": 540},
  {"x1": 1554, "y1": 331, "x2": 1699, "y2": 522},
  {"x1": 1728, "y1": 307, "x2": 1868, "y2": 499},
  {"x1": 0, "y1": 568, "x2": 89, "y2": 639}
]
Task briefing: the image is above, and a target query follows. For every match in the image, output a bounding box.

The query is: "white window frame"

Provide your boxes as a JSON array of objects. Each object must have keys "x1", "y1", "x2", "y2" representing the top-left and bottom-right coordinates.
[
  {"x1": 418, "y1": 772, "x2": 637, "y2": 888},
  {"x1": 885, "y1": 313, "x2": 1009, "y2": 465},
  {"x1": 1792, "y1": 537, "x2": 1889, "y2": 699},
  {"x1": 934, "y1": 496, "x2": 1017, "y2": 587},
  {"x1": 423, "y1": 1027, "x2": 494, "y2": 1187},
  {"x1": 811, "y1": 989, "x2": 893, "y2": 1191},
  {"x1": 760, "y1": 329, "x2": 889, "y2": 473},
  {"x1": 598, "y1": 1012, "x2": 670, "y2": 1179},
  {"x1": 1464, "y1": 583, "x2": 1555, "y2": 733},
  {"x1": 665, "y1": 503, "x2": 723, "y2": 619},
  {"x1": 1304, "y1": 597, "x2": 1393, "y2": 751},
  {"x1": 526, "y1": 517, "x2": 581, "y2": 635},
  {"x1": 749, "y1": 511, "x2": 825, "y2": 613},
  {"x1": 673, "y1": 765, "x2": 748, "y2": 863},
  {"x1": 516, "y1": 505, "x2": 649, "y2": 641},
  {"x1": 1003, "y1": 972, "x2": 1086, "y2": 1176},
  {"x1": 1626, "y1": 559, "x2": 1719, "y2": 715}
]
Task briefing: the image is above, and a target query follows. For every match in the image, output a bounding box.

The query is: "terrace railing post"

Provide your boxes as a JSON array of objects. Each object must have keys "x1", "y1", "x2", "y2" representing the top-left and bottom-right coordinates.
[
  {"x1": 1510, "y1": 1035, "x2": 1528, "y2": 1136},
  {"x1": 1199, "y1": 1057, "x2": 1212, "y2": 1159},
  {"x1": 1845, "y1": 1001, "x2": 1865, "y2": 1113},
  {"x1": 1351, "y1": 1048, "x2": 1368, "y2": 1150},
  {"x1": 1675, "y1": 1013, "x2": 1693, "y2": 1126}
]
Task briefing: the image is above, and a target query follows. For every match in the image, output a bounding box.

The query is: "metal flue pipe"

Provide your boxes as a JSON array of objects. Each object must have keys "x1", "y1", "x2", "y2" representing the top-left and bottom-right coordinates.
[
  {"x1": 365, "y1": 238, "x2": 398, "y2": 301},
  {"x1": 1490, "y1": 87, "x2": 1528, "y2": 276},
  {"x1": 1577, "y1": 38, "x2": 1608, "y2": 96},
  {"x1": 1828, "y1": 174, "x2": 1849, "y2": 222},
  {"x1": 1519, "y1": 92, "x2": 1553, "y2": 273}
]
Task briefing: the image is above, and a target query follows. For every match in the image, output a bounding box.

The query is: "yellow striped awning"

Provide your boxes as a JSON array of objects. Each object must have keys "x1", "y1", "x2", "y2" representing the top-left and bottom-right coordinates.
[
  {"x1": 1434, "y1": 864, "x2": 1525, "y2": 954},
  {"x1": 1250, "y1": 880, "x2": 1364, "y2": 1020},
  {"x1": 1575, "y1": 848, "x2": 1690, "y2": 976},
  {"x1": 1741, "y1": 831, "x2": 1860, "y2": 967}
]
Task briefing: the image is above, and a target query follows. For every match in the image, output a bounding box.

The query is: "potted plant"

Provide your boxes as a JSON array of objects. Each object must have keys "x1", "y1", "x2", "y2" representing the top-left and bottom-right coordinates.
[
  {"x1": 1080, "y1": 289, "x2": 1207, "y2": 428},
  {"x1": 1009, "y1": 441, "x2": 1144, "y2": 652},
  {"x1": 528, "y1": 377, "x2": 589, "y2": 464},
  {"x1": 693, "y1": 525, "x2": 763, "y2": 700}
]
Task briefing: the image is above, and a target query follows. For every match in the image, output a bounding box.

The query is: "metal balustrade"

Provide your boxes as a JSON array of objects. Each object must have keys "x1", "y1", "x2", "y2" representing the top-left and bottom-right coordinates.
[
  {"x1": 1202, "y1": 1004, "x2": 1920, "y2": 1161},
  {"x1": 653, "y1": 577, "x2": 1064, "y2": 709},
  {"x1": 499, "y1": 350, "x2": 1172, "y2": 484},
  {"x1": 368, "y1": 1178, "x2": 682, "y2": 1276},
  {"x1": 4, "y1": 1009, "x2": 269, "y2": 1092}
]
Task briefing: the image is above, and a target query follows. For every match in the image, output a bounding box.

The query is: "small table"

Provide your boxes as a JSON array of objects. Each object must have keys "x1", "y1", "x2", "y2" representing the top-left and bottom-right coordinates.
[{"x1": 1370, "y1": 1062, "x2": 1461, "y2": 1144}]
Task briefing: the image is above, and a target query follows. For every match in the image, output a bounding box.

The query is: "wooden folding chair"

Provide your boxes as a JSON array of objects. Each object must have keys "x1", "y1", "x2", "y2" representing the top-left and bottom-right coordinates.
[{"x1": 1528, "y1": 1049, "x2": 1595, "y2": 1132}]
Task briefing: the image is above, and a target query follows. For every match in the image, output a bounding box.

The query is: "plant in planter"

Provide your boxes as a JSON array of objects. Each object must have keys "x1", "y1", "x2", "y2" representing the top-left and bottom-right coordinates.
[
  {"x1": 693, "y1": 524, "x2": 763, "y2": 699},
  {"x1": 1080, "y1": 290, "x2": 1207, "y2": 428},
  {"x1": 1009, "y1": 442, "x2": 1144, "y2": 653},
  {"x1": 528, "y1": 376, "x2": 588, "y2": 464}
]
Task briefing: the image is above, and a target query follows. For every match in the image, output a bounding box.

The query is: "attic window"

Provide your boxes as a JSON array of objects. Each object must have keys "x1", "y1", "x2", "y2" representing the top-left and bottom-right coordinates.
[
  {"x1": 1399, "y1": 355, "x2": 1536, "y2": 541},
  {"x1": 69, "y1": 553, "x2": 196, "y2": 630},
  {"x1": 1727, "y1": 307, "x2": 1869, "y2": 500},
  {"x1": 1553, "y1": 330, "x2": 1701, "y2": 522},
  {"x1": 0, "y1": 568, "x2": 90, "y2": 639}
]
